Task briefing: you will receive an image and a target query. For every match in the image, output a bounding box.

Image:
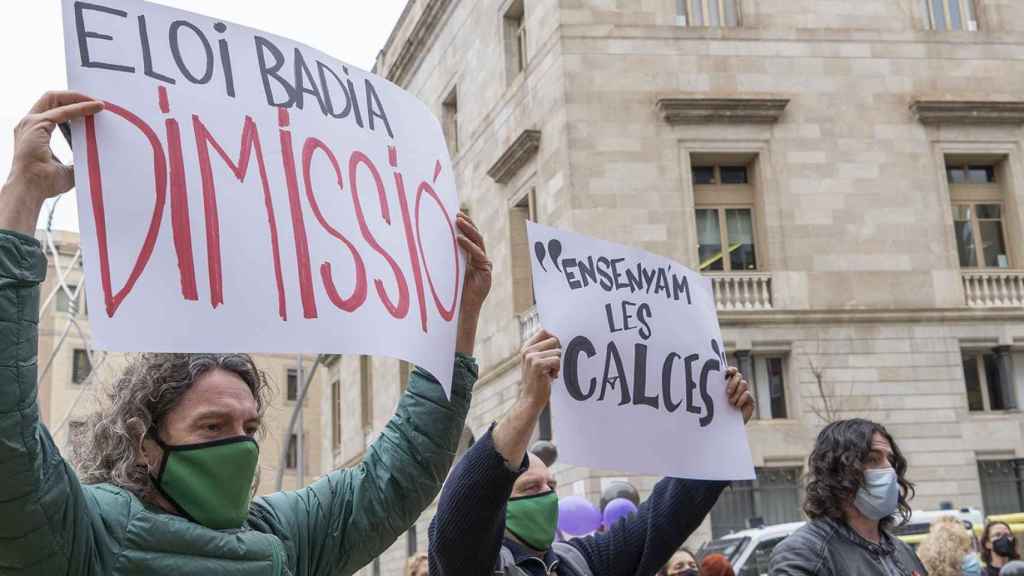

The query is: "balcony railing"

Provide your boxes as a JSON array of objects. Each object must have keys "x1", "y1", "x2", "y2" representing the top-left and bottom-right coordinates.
[
  {"x1": 518, "y1": 306, "x2": 541, "y2": 345},
  {"x1": 706, "y1": 272, "x2": 774, "y2": 311},
  {"x1": 963, "y1": 270, "x2": 1024, "y2": 308}
]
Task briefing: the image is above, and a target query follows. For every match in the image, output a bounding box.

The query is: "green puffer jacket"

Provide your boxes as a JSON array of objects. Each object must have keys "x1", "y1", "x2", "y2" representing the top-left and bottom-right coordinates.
[{"x1": 0, "y1": 230, "x2": 477, "y2": 575}]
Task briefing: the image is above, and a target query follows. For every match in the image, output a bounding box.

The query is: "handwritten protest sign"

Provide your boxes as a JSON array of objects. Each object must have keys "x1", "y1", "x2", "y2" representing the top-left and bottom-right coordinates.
[
  {"x1": 61, "y1": 0, "x2": 463, "y2": 392},
  {"x1": 528, "y1": 223, "x2": 754, "y2": 480}
]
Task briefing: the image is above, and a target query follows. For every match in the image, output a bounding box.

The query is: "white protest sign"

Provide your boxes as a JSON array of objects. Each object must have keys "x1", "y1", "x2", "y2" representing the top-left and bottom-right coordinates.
[
  {"x1": 61, "y1": 0, "x2": 464, "y2": 392},
  {"x1": 528, "y1": 222, "x2": 754, "y2": 480}
]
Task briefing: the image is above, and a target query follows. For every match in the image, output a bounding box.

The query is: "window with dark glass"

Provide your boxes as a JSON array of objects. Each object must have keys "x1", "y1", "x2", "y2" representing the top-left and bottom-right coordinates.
[
  {"x1": 72, "y1": 349, "x2": 92, "y2": 385},
  {"x1": 286, "y1": 369, "x2": 298, "y2": 401},
  {"x1": 978, "y1": 459, "x2": 1024, "y2": 516},
  {"x1": 962, "y1": 350, "x2": 1015, "y2": 412},
  {"x1": 286, "y1": 434, "x2": 298, "y2": 469},
  {"x1": 710, "y1": 467, "x2": 802, "y2": 537}
]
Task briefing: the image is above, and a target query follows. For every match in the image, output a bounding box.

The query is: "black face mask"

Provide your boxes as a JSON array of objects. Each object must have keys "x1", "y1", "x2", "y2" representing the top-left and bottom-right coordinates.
[
  {"x1": 677, "y1": 570, "x2": 699, "y2": 576},
  {"x1": 994, "y1": 535, "x2": 1017, "y2": 558}
]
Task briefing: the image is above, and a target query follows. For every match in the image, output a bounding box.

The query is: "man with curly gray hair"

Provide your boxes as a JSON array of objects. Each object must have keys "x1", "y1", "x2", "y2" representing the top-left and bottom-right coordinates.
[{"x1": 0, "y1": 91, "x2": 493, "y2": 575}]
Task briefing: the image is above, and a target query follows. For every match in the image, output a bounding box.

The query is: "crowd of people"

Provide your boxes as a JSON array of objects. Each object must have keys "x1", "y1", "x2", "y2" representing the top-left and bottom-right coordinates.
[{"x1": 0, "y1": 91, "x2": 1021, "y2": 576}]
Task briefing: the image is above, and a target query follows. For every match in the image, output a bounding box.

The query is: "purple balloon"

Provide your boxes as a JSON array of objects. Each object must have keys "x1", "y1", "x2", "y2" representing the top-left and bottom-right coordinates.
[
  {"x1": 558, "y1": 496, "x2": 602, "y2": 536},
  {"x1": 603, "y1": 498, "x2": 639, "y2": 528}
]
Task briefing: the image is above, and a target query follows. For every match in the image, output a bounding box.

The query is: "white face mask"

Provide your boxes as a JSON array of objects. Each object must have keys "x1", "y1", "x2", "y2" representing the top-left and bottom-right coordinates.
[{"x1": 853, "y1": 467, "x2": 899, "y2": 521}]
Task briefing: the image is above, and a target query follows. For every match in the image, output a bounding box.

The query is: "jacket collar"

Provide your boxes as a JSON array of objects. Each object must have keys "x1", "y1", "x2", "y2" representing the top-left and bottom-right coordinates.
[
  {"x1": 829, "y1": 516, "x2": 897, "y2": 555},
  {"x1": 501, "y1": 537, "x2": 561, "y2": 574}
]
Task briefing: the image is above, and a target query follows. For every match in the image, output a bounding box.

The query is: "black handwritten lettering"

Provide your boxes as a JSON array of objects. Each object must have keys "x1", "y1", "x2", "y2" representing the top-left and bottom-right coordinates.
[
  {"x1": 75, "y1": 2, "x2": 135, "y2": 73},
  {"x1": 698, "y1": 357, "x2": 719, "y2": 427},
  {"x1": 564, "y1": 336, "x2": 598, "y2": 401},
  {"x1": 662, "y1": 353, "x2": 682, "y2": 412},
  {"x1": 138, "y1": 15, "x2": 174, "y2": 83},
  {"x1": 632, "y1": 343, "x2": 658, "y2": 409},
  {"x1": 598, "y1": 341, "x2": 631, "y2": 406},
  {"x1": 255, "y1": 36, "x2": 294, "y2": 107},
  {"x1": 169, "y1": 20, "x2": 214, "y2": 85}
]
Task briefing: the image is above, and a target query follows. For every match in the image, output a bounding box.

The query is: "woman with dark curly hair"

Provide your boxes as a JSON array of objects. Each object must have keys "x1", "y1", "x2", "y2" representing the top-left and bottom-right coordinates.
[{"x1": 769, "y1": 419, "x2": 926, "y2": 575}]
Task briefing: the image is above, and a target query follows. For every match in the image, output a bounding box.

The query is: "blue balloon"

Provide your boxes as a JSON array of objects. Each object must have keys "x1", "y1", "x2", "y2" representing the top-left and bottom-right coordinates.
[
  {"x1": 602, "y1": 498, "x2": 639, "y2": 528},
  {"x1": 558, "y1": 496, "x2": 602, "y2": 536}
]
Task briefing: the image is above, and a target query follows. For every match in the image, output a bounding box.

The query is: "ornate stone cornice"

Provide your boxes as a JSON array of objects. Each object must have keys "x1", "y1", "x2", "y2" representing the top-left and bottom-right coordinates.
[
  {"x1": 656, "y1": 97, "x2": 789, "y2": 125},
  {"x1": 384, "y1": 0, "x2": 452, "y2": 87},
  {"x1": 910, "y1": 100, "x2": 1024, "y2": 125},
  {"x1": 486, "y1": 129, "x2": 541, "y2": 184}
]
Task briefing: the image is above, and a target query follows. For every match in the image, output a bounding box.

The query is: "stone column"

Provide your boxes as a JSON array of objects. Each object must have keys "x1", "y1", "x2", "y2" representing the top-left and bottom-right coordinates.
[
  {"x1": 735, "y1": 349, "x2": 755, "y2": 414},
  {"x1": 993, "y1": 346, "x2": 1017, "y2": 410}
]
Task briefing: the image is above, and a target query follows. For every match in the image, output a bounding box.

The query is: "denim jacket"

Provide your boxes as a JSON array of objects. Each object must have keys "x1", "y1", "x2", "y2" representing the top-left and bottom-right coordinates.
[{"x1": 769, "y1": 517, "x2": 927, "y2": 576}]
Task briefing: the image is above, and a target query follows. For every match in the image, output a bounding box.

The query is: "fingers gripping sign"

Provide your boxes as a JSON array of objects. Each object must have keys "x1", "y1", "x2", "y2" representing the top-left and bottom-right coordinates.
[
  {"x1": 520, "y1": 329, "x2": 562, "y2": 409},
  {"x1": 724, "y1": 366, "x2": 756, "y2": 424}
]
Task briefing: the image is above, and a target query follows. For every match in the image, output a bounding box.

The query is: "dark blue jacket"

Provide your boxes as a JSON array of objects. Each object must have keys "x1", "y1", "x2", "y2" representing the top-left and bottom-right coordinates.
[{"x1": 428, "y1": 427, "x2": 727, "y2": 575}]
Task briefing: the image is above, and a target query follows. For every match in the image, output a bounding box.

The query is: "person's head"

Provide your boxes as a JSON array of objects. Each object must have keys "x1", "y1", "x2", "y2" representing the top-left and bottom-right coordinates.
[
  {"x1": 659, "y1": 549, "x2": 698, "y2": 576},
  {"x1": 505, "y1": 452, "x2": 560, "y2": 551},
  {"x1": 983, "y1": 521, "x2": 1020, "y2": 565},
  {"x1": 700, "y1": 553, "x2": 734, "y2": 576},
  {"x1": 405, "y1": 552, "x2": 428, "y2": 576},
  {"x1": 916, "y1": 516, "x2": 972, "y2": 576},
  {"x1": 71, "y1": 353, "x2": 270, "y2": 528},
  {"x1": 803, "y1": 419, "x2": 913, "y2": 528}
]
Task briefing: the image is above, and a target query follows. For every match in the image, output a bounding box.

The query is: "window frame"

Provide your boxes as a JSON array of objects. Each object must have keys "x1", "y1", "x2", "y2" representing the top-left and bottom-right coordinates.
[
  {"x1": 360, "y1": 356, "x2": 373, "y2": 433},
  {"x1": 947, "y1": 161, "x2": 1013, "y2": 269},
  {"x1": 679, "y1": 0, "x2": 741, "y2": 28},
  {"x1": 978, "y1": 459, "x2": 1024, "y2": 516},
  {"x1": 442, "y1": 86, "x2": 459, "y2": 156},
  {"x1": 693, "y1": 164, "x2": 758, "y2": 273},
  {"x1": 926, "y1": 0, "x2": 978, "y2": 31},
  {"x1": 509, "y1": 185, "x2": 539, "y2": 313},
  {"x1": 286, "y1": 433, "x2": 298, "y2": 470},
  {"x1": 331, "y1": 378, "x2": 342, "y2": 452},
  {"x1": 72, "y1": 348, "x2": 92, "y2": 385},
  {"x1": 962, "y1": 350, "x2": 1010, "y2": 412},
  {"x1": 503, "y1": 0, "x2": 527, "y2": 84},
  {"x1": 710, "y1": 466, "x2": 803, "y2": 537}
]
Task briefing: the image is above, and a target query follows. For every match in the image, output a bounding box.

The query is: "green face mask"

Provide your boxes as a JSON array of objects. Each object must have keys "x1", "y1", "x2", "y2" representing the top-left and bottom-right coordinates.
[
  {"x1": 506, "y1": 490, "x2": 560, "y2": 551},
  {"x1": 150, "y1": 432, "x2": 259, "y2": 530}
]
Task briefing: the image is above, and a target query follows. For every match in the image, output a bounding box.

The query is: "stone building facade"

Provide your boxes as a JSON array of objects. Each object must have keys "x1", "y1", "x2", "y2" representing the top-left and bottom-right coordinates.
[
  {"x1": 36, "y1": 231, "x2": 323, "y2": 494},
  {"x1": 321, "y1": 1, "x2": 1024, "y2": 573}
]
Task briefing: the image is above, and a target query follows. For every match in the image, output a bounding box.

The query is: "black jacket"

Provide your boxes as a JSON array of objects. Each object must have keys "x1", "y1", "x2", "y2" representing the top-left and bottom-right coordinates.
[
  {"x1": 427, "y1": 427, "x2": 727, "y2": 575},
  {"x1": 770, "y1": 517, "x2": 927, "y2": 576}
]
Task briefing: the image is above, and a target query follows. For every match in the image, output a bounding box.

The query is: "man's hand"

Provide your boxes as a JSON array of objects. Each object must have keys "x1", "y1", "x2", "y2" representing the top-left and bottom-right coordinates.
[
  {"x1": 520, "y1": 329, "x2": 561, "y2": 411},
  {"x1": 491, "y1": 328, "x2": 562, "y2": 467},
  {"x1": 1, "y1": 91, "x2": 103, "y2": 235},
  {"x1": 725, "y1": 367, "x2": 755, "y2": 424},
  {"x1": 454, "y1": 212, "x2": 491, "y2": 356}
]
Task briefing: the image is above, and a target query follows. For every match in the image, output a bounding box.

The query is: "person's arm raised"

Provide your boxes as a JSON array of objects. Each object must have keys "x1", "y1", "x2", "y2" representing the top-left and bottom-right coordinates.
[
  {"x1": 428, "y1": 329, "x2": 561, "y2": 575},
  {"x1": 251, "y1": 214, "x2": 492, "y2": 576},
  {"x1": 0, "y1": 91, "x2": 103, "y2": 234},
  {"x1": 0, "y1": 91, "x2": 103, "y2": 574}
]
